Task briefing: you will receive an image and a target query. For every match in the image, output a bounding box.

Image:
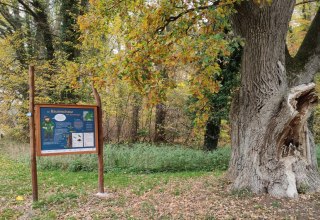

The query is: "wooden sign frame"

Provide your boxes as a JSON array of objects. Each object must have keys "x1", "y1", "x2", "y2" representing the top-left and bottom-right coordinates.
[
  {"x1": 29, "y1": 66, "x2": 105, "y2": 202},
  {"x1": 35, "y1": 104, "x2": 99, "y2": 156}
]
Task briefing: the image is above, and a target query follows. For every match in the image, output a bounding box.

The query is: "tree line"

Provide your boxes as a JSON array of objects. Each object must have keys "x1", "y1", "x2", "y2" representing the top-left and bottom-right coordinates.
[{"x1": 0, "y1": 0, "x2": 241, "y2": 150}]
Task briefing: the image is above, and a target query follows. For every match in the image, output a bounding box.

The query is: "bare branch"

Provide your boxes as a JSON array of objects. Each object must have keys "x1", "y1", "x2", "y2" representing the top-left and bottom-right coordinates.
[
  {"x1": 0, "y1": 2, "x2": 28, "y2": 13},
  {"x1": 0, "y1": 7, "x2": 17, "y2": 30},
  {"x1": 16, "y1": 0, "x2": 38, "y2": 18},
  {"x1": 155, "y1": 2, "x2": 223, "y2": 33},
  {"x1": 106, "y1": 0, "x2": 125, "y2": 11}
]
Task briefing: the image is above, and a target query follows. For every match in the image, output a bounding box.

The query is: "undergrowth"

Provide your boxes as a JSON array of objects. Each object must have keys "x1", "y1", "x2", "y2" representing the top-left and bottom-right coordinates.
[
  {"x1": 2, "y1": 140, "x2": 320, "y2": 174},
  {"x1": 0, "y1": 141, "x2": 230, "y2": 173},
  {"x1": 37, "y1": 144, "x2": 231, "y2": 173}
]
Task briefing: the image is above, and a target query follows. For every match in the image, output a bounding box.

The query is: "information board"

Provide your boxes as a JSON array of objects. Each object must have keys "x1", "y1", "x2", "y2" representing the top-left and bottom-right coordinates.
[{"x1": 35, "y1": 104, "x2": 99, "y2": 156}]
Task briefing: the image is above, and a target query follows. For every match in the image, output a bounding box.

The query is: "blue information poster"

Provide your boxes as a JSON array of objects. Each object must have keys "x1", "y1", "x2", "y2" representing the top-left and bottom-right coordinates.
[{"x1": 36, "y1": 105, "x2": 98, "y2": 156}]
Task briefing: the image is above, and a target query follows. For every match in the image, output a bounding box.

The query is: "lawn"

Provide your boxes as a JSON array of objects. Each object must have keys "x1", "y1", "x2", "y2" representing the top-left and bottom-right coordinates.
[{"x1": 1, "y1": 141, "x2": 320, "y2": 219}]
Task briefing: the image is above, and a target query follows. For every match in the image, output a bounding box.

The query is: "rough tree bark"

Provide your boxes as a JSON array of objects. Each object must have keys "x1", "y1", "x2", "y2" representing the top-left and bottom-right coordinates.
[{"x1": 228, "y1": 1, "x2": 320, "y2": 198}]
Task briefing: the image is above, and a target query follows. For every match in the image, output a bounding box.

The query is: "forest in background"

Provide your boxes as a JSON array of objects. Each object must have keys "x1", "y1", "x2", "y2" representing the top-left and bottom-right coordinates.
[{"x1": 0, "y1": 0, "x2": 319, "y2": 149}]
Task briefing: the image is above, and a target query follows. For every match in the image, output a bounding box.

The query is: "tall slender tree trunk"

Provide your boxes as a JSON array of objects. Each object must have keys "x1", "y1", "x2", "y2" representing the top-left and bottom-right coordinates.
[
  {"x1": 61, "y1": 0, "x2": 80, "y2": 60},
  {"x1": 204, "y1": 117, "x2": 221, "y2": 151},
  {"x1": 33, "y1": 0, "x2": 54, "y2": 60},
  {"x1": 17, "y1": 0, "x2": 54, "y2": 60},
  {"x1": 228, "y1": 1, "x2": 320, "y2": 198},
  {"x1": 154, "y1": 103, "x2": 166, "y2": 143},
  {"x1": 130, "y1": 93, "x2": 141, "y2": 143}
]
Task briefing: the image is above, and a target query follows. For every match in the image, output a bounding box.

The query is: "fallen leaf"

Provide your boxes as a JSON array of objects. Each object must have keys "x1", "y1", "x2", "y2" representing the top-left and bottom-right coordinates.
[{"x1": 16, "y1": 196, "x2": 24, "y2": 201}]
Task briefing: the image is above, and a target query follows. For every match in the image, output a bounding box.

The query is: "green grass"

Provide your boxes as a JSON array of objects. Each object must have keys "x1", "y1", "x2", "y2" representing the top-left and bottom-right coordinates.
[
  {"x1": 0, "y1": 141, "x2": 227, "y2": 219},
  {"x1": 4, "y1": 140, "x2": 320, "y2": 175},
  {"x1": 1, "y1": 141, "x2": 320, "y2": 219},
  {"x1": 0, "y1": 151, "x2": 215, "y2": 219},
  {"x1": 36, "y1": 143, "x2": 231, "y2": 173},
  {"x1": 3, "y1": 140, "x2": 320, "y2": 174},
  {"x1": 317, "y1": 146, "x2": 320, "y2": 165},
  {"x1": 0, "y1": 141, "x2": 231, "y2": 173}
]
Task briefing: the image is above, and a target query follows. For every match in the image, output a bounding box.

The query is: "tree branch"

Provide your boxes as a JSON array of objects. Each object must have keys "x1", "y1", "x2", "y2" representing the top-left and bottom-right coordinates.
[
  {"x1": 295, "y1": 9, "x2": 320, "y2": 61},
  {"x1": 155, "y1": 2, "x2": 223, "y2": 33},
  {"x1": 285, "y1": 43, "x2": 293, "y2": 63},
  {"x1": 106, "y1": 0, "x2": 125, "y2": 11},
  {"x1": 0, "y1": 28, "x2": 9, "y2": 38},
  {"x1": 289, "y1": 7, "x2": 320, "y2": 86},
  {"x1": 0, "y1": 2, "x2": 28, "y2": 13},
  {"x1": 295, "y1": 0, "x2": 320, "y2": 7},
  {"x1": 16, "y1": 0, "x2": 38, "y2": 18},
  {"x1": 0, "y1": 20, "x2": 13, "y2": 34},
  {"x1": 0, "y1": 7, "x2": 17, "y2": 30}
]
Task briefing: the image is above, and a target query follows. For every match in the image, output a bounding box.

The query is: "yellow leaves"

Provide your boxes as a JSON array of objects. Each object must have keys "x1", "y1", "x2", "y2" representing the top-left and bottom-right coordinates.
[
  {"x1": 252, "y1": 0, "x2": 273, "y2": 6},
  {"x1": 190, "y1": 73, "x2": 220, "y2": 97},
  {"x1": 89, "y1": 0, "x2": 96, "y2": 5},
  {"x1": 287, "y1": 1, "x2": 317, "y2": 56},
  {"x1": 77, "y1": 15, "x2": 90, "y2": 31},
  {"x1": 110, "y1": 15, "x2": 123, "y2": 36},
  {"x1": 76, "y1": 0, "x2": 234, "y2": 124},
  {"x1": 141, "y1": 14, "x2": 152, "y2": 31},
  {"x1": 16, "y1": 196, "x2": 24, "y2": 201}
]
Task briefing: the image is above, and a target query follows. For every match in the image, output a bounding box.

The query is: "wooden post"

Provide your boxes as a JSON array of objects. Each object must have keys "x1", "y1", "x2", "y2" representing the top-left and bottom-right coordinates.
[
  {"x1": 92, "y1": 84, "x2": 104, "y2": 193},
  {"x1": 29, "y1": 65, "x2": 38, "y2": 201}
]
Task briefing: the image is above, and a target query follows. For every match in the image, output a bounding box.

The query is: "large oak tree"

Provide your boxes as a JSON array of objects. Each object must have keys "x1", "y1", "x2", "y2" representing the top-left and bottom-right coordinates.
[
  {"x1": 77, "y1": 0, "x2": 320, "y2": 198},
  {"x1": 228, "y1": 0, "x2": 320, "y2": 198}
]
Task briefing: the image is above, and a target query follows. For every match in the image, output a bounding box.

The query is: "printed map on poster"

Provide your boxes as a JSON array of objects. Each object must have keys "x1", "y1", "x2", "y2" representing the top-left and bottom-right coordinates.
[{"x1": 38, "y1": 106, "x2": 97, "y2": 155}]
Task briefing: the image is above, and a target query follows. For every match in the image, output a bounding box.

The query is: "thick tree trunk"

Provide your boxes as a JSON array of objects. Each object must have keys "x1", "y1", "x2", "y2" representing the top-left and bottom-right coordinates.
[
  {"x1": 32, "y1": 0, "x2": 54, "y2": 60},
  {"x1": 203, "y1": 117, "x2": 221, "y2": 151},
  {"x1": 18, "y1": 0, "x2": 54, "y2": 60},
  {"x1": 228, "y1": 1, "x2": 320, "y2": 198}
]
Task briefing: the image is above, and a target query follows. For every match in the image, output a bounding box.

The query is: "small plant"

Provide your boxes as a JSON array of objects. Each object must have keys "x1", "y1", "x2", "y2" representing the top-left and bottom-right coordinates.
[
  {"x1": 253, "y1": 204, "x2": 263, "y2": 209},
  {"x1": 271, "y1": 201, "x2": 281, "y2": 208},
  {"x1": 46, "y1": 211, "x2": 58, "y2": 219},
  {"x1": 297, "y1": 183, "x2": 310, "y2": 194},
  {"x1": 231, "y1": 188, "x2": 253, "y2": 198},
  {"x1": 173, "y1": 188, "x2": 181, "y2": 196},
  {"x1": 140, "y1": 201, "x2": 156, "y2": 217},
  {"x1": 0, "y1": 208, "x2": 22, "y2": 219},
  {"x1": 33, "y1": 193, "x2": 79, "y2": 209}
]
